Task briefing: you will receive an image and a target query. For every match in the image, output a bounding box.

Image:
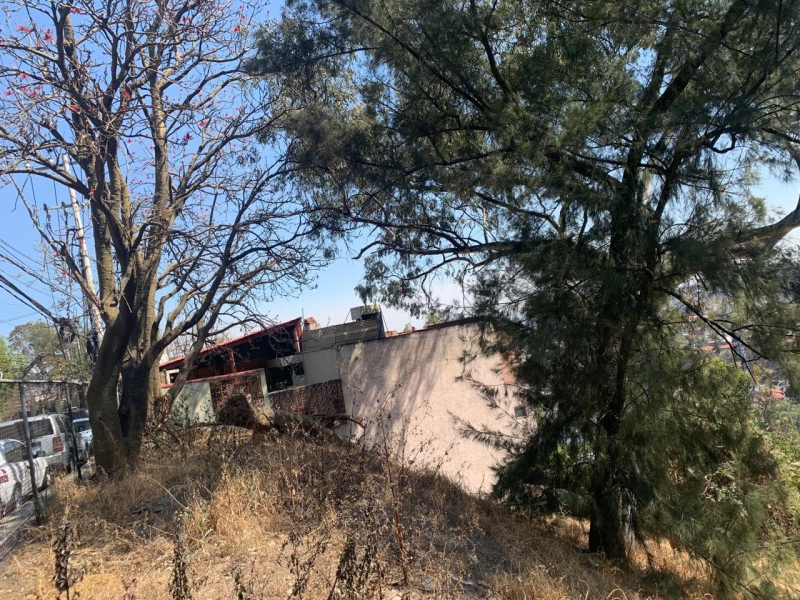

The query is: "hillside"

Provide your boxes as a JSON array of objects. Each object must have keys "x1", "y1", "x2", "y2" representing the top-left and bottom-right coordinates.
[{"x1": 0, "y1": 427, "x2": 721, "y2": 599}]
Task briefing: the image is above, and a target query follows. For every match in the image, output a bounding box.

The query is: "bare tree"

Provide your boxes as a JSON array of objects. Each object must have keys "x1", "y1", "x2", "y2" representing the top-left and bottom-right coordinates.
[{"x1": 0, "y1": 0, "x2": 323, "y2": 474}]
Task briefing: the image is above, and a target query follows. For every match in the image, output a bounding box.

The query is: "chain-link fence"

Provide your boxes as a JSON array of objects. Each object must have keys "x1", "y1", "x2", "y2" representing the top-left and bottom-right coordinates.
[
  {"x1": 0, "y1": 380, "x2": 87, "y2": 422},
  {"x1": 0, "y1": 379, "x2": 89, "y2": 536}
]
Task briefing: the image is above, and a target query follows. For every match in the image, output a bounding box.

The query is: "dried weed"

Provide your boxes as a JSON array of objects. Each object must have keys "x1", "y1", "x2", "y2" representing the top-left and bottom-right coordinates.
[{"x1": 0, "y1": 426, "x2": 723, "y2": 600}]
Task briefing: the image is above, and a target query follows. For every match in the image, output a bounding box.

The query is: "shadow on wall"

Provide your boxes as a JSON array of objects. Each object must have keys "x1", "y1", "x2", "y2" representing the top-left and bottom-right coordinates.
[
  {"x1": 171, "y1": 371, "x2": 268, "y2": 426},
  {"x1": 334, "y1": 324, "x2": 525, "y2": 494}
]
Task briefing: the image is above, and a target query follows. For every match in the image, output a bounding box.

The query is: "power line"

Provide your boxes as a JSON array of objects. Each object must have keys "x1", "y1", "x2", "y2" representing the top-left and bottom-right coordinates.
[
  {"x1": 0, "y1": 249, "x2": 53, "y2": 291},
  {"x1": 0, "y1": 273, "x2": 57, "y2": 322},
  {"x1": 4, "y1": 165, "x2": 98, "y2": 362},
  {"x1": 0, "y1": 239, "x2": 41, "y2": 267},
  {"x1": 0, "y1": 312, "x2": 40, "y2": 325}
]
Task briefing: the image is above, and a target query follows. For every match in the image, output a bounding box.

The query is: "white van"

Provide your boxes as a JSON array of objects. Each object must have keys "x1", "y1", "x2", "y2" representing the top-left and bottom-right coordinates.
[{"x1": 0, "y1": 414, "x2": 87, "y2": 472}]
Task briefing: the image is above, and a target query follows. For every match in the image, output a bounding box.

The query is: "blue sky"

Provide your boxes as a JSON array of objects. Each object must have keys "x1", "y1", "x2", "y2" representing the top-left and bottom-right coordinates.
[
  {"x1": 1, "y1": 171, "x2": 796, "y2": 339},
  {"x1": 0, "y1": 0, "x2": 433, "y2": 339},
  {"x1": 0, "y1": 0, "x2": 797, "y2": 342},
  {"x1": 0, "y1": 218, "x2": 427, "y2": 338},
  {"x1": 0, "y1": 173, "x2": 435, "y2": 336},
  {"x1": 247, "y1": 173, "x2": 800, "y2": 334}
]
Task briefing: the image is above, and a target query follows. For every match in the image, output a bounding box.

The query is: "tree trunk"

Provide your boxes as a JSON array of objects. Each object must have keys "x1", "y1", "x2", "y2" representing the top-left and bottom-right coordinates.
[
  {"x1": 587, "y1": 309, "x2": 637, "y2": 560},
  {"x1": 118, "y1": 366, "x2": 152, "y2": 467},
  {"x1": 90, "y1": 361, "x2": 157, "y2": 476},
  {"x1": 88, "y1": 367, "x2": 127, "y2": 475},
  {"x1": 149, "y1": 361, "x2": 165, "y2": 420},
  {"x1": 87, "y1": 273, "x2": 161, "y2": 475},
  {"x1": 588, "y1": 473, "x2": 628, "y2": 559},
  {"x1": 87, "y1": 297, "x2": 131, "y2": 475}
]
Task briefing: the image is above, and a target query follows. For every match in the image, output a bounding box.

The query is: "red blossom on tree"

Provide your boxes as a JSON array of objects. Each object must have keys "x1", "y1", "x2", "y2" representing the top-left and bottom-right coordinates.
[{"x1": 0, "y1": 0, "x2": 325, "y2": 475}]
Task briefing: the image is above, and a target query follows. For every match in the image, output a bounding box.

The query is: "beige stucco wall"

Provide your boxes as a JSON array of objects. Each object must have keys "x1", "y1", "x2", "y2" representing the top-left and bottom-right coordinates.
[
  {"x1": 334, "y1": 324, "x2": 526, "y2": 494},
  {"x1": 172, "y1": 381, "x2": 213, "y2": 424},
  {"x1": 303, "y1": 348, "x2": 340, "y2": 385}
]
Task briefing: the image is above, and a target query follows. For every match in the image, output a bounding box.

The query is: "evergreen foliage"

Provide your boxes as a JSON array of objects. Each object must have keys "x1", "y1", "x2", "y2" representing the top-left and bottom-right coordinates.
[
  {"x1": 8, "y1": 321, "x2": 92, "y2": 380},
  {"x1": 0, "y1": 335, "x2": 20, "y2": 378},
  {"x1": 0, "y1": 335, "x2": 23, "y2": 418},
  {"x1": 252, "y1": 0, "x2": 800, "y2": 593}
]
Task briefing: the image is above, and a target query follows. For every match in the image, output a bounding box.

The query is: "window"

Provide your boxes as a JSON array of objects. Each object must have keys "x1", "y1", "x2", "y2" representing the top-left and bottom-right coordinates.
[
  {"x1": 514, "y1": 405, "x2": 528, "y2": 419},
  {"x1": 269, "y1": 366, "x2": 294, "y2": 391},
  {"x1": 0, "y1": 419, "x2": 53, "y2": 440},
  {"x1": 30, "y1": 419, "x2": 54, "y2": 438},
  {"x1": 5, "y1": 440, "x2": 26, "y2": 463},
  {"x1": 0, "y1": 424, "x2": 19, "y2": 440}
]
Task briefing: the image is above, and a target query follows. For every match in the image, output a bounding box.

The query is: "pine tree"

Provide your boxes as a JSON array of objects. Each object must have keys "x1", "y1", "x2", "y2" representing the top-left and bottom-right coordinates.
[{"x1": 252, "y1": 0, "x2": 800, "y2": 591}]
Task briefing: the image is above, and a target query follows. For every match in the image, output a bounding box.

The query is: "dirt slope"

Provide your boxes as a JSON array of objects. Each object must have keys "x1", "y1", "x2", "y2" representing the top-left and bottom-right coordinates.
[{"x1": 0, "y1": 427, "x2": 713, "y2": 599}]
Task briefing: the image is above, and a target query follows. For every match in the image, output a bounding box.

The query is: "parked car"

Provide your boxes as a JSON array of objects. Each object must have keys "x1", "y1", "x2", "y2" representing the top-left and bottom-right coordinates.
[
  {"x1": 72, "y1": 418, "x2": 92, "y2": 455},
  {"x1": 0, "y1": 414, "x2": 87, "y2": 473},
  {"x1": 35, "y1": 413, "x2": 90, "y2": 470},
  {"x1": 0, "y1": 438, "x2": 49, "y2": 516},
  {"x1": 66, "y1": 408, "x2": 89, "y2": 422}
]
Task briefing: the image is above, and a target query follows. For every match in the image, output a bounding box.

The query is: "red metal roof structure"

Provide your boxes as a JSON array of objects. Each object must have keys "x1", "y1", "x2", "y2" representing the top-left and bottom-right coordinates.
[
  {"x1": 159, "y1": 317, "x2": 304, "y2": 371},
  {"x1": 160, "y1": 367, "x2": 265, "y2": 389}
]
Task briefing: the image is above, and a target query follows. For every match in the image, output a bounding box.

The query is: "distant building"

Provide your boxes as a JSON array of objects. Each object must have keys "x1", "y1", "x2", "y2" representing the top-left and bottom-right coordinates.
[
  {"x1": 160, "y1": 318, "x2": 306, "y2": 388},
  {"x1": 159, "y1": 305, "x2": 525, "y2": 493}
]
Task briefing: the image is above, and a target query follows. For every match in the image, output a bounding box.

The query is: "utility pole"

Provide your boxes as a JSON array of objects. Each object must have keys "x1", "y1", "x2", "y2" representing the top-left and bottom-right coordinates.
[
  {"x1": 18, "y1": 358, "x2": 46, "y2": 524},
  {"x1": 63, "y1": 154, "x2": 104, "y2": 339},
  {"x1": 64, "y1": 384, "x2": 82, "y2": 481},
  {"x1": 18, "y1": 385, "x2": 44, "y2": 523}
]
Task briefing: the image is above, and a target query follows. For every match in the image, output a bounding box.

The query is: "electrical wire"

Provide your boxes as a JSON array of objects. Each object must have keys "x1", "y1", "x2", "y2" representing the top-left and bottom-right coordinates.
[
  {"x1": 5, "y1": 152, "x2": 97, "y2": 363},
  {"x1": 0, "y1": 311, "x2": 39, "y2": 324},
  {"x1": 0, "y1": 273, "x2": 58, "y2": 321}
]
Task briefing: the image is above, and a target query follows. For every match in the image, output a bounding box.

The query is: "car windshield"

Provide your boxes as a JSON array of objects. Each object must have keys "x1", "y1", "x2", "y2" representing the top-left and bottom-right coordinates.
[{"x1": 73, "y1": 420, "x2": 91, "y2": 432}]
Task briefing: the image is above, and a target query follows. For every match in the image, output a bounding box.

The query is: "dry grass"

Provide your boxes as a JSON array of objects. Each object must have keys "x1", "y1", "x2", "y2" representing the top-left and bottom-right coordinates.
[{"x1": 0, "y1": 426, "x2": 718, "y2": 600}]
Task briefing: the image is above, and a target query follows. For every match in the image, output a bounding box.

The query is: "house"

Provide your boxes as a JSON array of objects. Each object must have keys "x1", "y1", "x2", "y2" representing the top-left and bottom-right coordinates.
[
  {"x1": 160, "y1": 306, "x2": 525, "y2": 493},
  {"x1": 160, "y1": 318, "x2": 306, "y2": 388}
]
